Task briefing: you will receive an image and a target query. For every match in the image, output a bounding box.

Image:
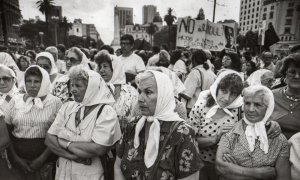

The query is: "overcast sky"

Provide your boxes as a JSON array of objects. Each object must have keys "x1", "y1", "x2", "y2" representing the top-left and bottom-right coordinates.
[{"x1": 20, "y1": 0, "x2": 241, "y2": 44}]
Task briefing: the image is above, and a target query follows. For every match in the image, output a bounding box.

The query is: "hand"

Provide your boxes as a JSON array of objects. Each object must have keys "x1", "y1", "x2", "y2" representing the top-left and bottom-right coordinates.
[
  {"x1": 266, "y1": 121, "x2": 281, "y2": 138},
  {"x1": 216, "y1": 125, "x2": 234, "y2": 142},
  {"x1": 30, "y1": 156, "x2": 45, "y2": 171},
  {"x1": 15, "y1": 157, "x2": 33, "y2": 174},
  {"x1": 58, "y1": 138, "x2": 68, "y2": 149},
  {"x1": 223, "y1": 153, "x2": 237, "y2": 164}
]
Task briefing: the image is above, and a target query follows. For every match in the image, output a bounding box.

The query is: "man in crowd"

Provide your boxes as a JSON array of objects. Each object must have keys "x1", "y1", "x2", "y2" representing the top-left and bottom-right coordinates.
[{"x1": 260, "y1": 51, "x2": 275, "y2": 72}]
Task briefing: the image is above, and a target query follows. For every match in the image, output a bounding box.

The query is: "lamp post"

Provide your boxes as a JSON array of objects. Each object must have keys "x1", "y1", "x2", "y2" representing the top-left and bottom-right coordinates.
[
  {"x1": 83, "y1": 36, "x2": 86, "y2": 48},
  {"x1": 39, "y1": 32, "x2": 44, "y2": 46},
  {"x1": 51, "y1": 16, "x2": 59, "y2": 46}
]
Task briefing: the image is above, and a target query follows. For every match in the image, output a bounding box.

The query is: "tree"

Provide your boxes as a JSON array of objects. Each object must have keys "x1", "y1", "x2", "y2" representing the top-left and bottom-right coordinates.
[
  {"x1": 245, "y1": 30, "x2": 259, "y2": 54},
  {"x1": 195, "y1": 8, "x2": 205, "y2": 20},
  {"x1": 146, "y1": 23, "x2": 158, "y2": 46},
  {"x1": 153, "y1": 25, "x2": 177, "y2": 49},
  {"x1": 68, "y1": 35, "x2": 84, "y2": 48},
  {"x1": 58, "y1": 16, "x2": 72, "y2": 46},
  {"x1": 164, "y1": 8, "x2": 176, "y2": 50},
  {"x1": 36, "y1": 0, "x2": 55, "y2": 24}
]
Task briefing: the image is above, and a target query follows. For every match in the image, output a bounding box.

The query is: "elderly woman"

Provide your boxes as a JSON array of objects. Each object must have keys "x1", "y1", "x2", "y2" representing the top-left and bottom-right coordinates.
[
  {"x1": 45, "y1": 65, "x2": 121, "y2": 180},
  {"x1": 6, "y1": 66, "x2": 62, "y2": 180},
  {"x1": 115, "y1": 70, "x2": 203, "y2": 180},
  {"x1": 52, "y1": 47, "x2": 90, "y2": 103},
  {"x1": 187, "y1": 70, "x2": 280, "y2": 180},
  {"x1": 216, "y1": 85, "x2": 290, "y2": 180},
  {"x1": 270, "y1": 53, "x2": 300, "y2": 139},
  {"x1": 246, "y1": 69, "x2": 275, "y2": 88},
  {"x1": 94, "y1": 50, "x2": 138, "y2": 131},
  {"x1": 45, "y1": 46, "x2": 66, "y2": 74},
  {"x1": 181, "y1": 49, "x2": 216, "y2": 113},
  {"x1": 36, "y1": 52, "x2": 63, "y2": 84}
]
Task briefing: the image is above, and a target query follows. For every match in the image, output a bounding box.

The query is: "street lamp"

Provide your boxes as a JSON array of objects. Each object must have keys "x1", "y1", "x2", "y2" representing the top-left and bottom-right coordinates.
[{"x1": 51, "y1": 16, "x2": 59, "y2": 46}]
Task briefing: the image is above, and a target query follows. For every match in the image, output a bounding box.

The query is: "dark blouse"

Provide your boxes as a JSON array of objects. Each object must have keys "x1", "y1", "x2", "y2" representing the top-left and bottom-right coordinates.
[{"x1": 117, "y1": 119, "x2": 203, "y2": 180}]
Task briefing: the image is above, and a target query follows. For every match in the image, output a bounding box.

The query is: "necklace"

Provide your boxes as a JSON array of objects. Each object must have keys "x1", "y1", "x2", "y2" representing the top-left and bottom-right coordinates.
[{"x1": 283, "y1": 88, "x2": 300, "y2": 102}]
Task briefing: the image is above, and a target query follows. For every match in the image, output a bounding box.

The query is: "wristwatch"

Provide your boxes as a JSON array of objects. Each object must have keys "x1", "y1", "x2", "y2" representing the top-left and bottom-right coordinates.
[{"x1": 66, "y1": 141, "x2": 72, "y2": 150}]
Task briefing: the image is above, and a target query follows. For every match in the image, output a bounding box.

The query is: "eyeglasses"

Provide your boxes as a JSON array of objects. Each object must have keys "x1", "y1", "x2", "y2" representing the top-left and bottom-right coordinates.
[
  {"x1": 65, "y1": 57, "x2": 81, "y2": 64},
  {"x1": 0, "y1": 76, "x2": 13, "y2": 83},
  {"x1": 287, "y1": 69, "x2": 300, "y2": 77}
]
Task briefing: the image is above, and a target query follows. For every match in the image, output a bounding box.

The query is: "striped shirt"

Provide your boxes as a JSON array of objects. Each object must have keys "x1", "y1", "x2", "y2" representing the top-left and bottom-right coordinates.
[{"x1": 6, "y1": 94, "x2": 62, "y2": 138}]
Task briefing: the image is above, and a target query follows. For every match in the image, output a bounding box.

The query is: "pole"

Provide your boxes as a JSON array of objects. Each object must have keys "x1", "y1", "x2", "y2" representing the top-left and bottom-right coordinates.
[
  {"x1": 0, "y1": 1, "x2": 8, "y2": 46},
  {"x1": 55, "y1": 23, "x2": 58, "y2": 46},
  {"x1": 213, "y1": 0, "x2": 217, "y2": 22}
]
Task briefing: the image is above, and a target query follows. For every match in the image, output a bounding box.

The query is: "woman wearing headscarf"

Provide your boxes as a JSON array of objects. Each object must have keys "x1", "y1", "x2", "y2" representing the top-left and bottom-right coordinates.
[
  {"x1": 94, "y1": 50, "x2": 139, "y2": 131},
  {"x1": 36, "y1": 52, "x2": 63, "y2": 84},
  {"x1": 187, "y1": 70, "x2": 281, "y2": 180},
  {"x1": 270, "y1": 53, "x2": 300, "y2": 139},
  {"x1": 45, "y1": 46, "x2": 66, "y2": 74},
  {"x1": 6, "y1": 66, "x2": 62, "y2": 180},
  {"x1": 216, "y1": 85, "x2": 290, "y2": 180},
  {"x1": 0, "y1": 52, "x2": 19, "y2": 73},
  {"x1": 46, "y1": 65, "x2": 121, "y2": 180},
  {"x1": 246, "y1": 69, "x2": 275, "y2": 88},
  {"x1": 52, "y1": 47, "x2": 90, "y2": 103},
  {"x1": 115, "y1": 70, "x2": 203, "y2": 180},
  {"x1": 181, "y1": 49, "x2": 216, "y2": 114}
]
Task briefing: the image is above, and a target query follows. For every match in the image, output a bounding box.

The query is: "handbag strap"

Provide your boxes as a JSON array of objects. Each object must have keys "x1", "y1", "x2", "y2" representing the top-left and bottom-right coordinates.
[
  {"x1": 194, "y1": 68, "x2": 203, "y2": 91},
  {"x1": 147, "y1": 121, "x2": 183, "y2": 180}
]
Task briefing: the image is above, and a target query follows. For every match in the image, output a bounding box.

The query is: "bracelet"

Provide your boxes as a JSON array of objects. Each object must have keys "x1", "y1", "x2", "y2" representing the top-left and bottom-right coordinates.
[{"x1": 66, "y1": 141, "x2": 72, "y2": 150}]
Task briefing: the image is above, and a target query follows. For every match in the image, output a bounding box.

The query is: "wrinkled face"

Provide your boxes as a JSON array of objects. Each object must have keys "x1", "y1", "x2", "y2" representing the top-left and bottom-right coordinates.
[
  {"x1": 19, "y1": 57, "x2": 30, "y2": 71},
  {"x1": 244, "y1": 93, "x2": 267, "y2": 123},
  {"x1": 0, "y1": 70, "x2": 14, "y2": 94},
  {"x1": 70, "y1": 78, "x2": 88, "y2": 103},
  {"x1": 120, "y1": 39, "x2": 133, "y2": 55},
  {"x1": 65, "y1": 51, "x2": 81, "y2": 71},
  {"x1": 222, "y1": 56, "x2": 232, "y2": 68},
  {"x1": 286, "y1": 63, "x2": 300, "y2": 90},
  {"x1": 261, "y1": 71, "x2": 275, "y2": 89},
  {"x1": 138, "y1": 77, "x2": 158, "y2": 116},
  {"x1": 25, "y1": 75, "x2": 42, "y2": 97},
  {"x1": 37, "y1": 57, "x2": 52, "y2": 74},
  {"x1": 216, "y1": 88, "x2": 239, "y2": 108},
  {"x1": 98, "y1": 62, "x2": 113, "y2": 82}
]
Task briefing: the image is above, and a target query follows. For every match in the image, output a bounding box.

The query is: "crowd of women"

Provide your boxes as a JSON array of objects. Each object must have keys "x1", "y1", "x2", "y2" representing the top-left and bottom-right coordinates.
[{"x1": 0, "y1": 40, "x2": 300, "y2": 180}]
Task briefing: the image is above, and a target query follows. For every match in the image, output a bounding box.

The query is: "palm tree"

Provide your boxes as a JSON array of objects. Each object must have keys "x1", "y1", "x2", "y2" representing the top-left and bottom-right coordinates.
[
  {"x1": 164, "y1": 8, "x2": 176, "y2": 50},
  {"x1": 146, "y1": 23, "x2": 157, "y2": 46},
  {"x1": 36, "y1": 0, "x2": 55, "y2": 24}
]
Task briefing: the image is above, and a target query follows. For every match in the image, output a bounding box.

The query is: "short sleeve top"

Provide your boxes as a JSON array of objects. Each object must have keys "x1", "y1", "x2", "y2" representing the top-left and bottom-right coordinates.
[{"x1": 117, "y1": 119, "x2": 203, "y2": 180}]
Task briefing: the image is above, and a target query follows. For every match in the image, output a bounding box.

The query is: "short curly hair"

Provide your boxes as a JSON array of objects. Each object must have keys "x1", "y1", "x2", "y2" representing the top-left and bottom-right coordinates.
[
  {"x1": 280, "y1": 53, "x2": 300, "y2": 77},
  {"x1": 68, "y1": 65, "x2": 89, "y2": 86}
]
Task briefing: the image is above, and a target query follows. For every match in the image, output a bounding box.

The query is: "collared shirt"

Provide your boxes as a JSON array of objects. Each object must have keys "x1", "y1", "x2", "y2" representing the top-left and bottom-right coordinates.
[
  {"x1": 219, "y1": 120, "x2": 289, "y2": 168},
  {"x1": 120, "y1": 53, "x2": 146, "y2": 75},
  {"x1": 117, "y1": 120, "x2": 203, "y2": 180}
]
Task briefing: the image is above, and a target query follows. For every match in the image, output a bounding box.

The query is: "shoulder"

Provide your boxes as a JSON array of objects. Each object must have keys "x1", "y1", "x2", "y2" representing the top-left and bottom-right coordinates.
[
  {"x1": 55, "y1": 75, "x2": 69, "y2": 83},
  {"x1": 131, "y1": 53, "x2": 143, "y2": 61},
  {"x1": 272, "y1": 87, "x2": 284, "y2": 96}
]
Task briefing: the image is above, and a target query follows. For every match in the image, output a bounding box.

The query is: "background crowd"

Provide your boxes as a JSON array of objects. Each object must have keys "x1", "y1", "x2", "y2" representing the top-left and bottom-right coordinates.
[{"x1": 0, "y1": 33, "x2": 300, "y2": 180}]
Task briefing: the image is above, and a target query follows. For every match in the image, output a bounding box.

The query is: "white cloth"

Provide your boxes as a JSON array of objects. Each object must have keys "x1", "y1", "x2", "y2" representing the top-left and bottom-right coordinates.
[
  {"x1": 20, "y1": 65, "x2": 51, "y2": 113},
  {"x1": 289, "y1": 133, "x2": 300, "y2": 180},
  {"x1": 36, "y1": 52, "x2": 58, "y2": 75},
  {"x1": 205, "y1": 70, "x2": 244, "y2": 119},
  {"x1": 246, "y1": 69, "x2": 272, "y2": 86},
  {"x1": 243, "y1": 85, "x2": 274, "y2": 154},
  {"x1": 120, "y1": 53, "x2": 146, "y2": 75},
  {"x1": 133, "y1": 70, "x2": 184, "y2": 168},
  {"x1": 110, "y1": 55, "x2": 126, "y2": 85},
  {"x1": 0, "y1": 64, "x2": 18, "y2": 104},
  {"x1": 147, "y1": 53, "x2": 159, "y2": 67},
  {"x1": 0, "y1": 52, "x2": 19, "y2": 72}
]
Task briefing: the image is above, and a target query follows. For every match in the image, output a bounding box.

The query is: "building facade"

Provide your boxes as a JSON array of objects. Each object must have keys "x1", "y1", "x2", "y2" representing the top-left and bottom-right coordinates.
[
  {"x1": 239, "y1": 0, "x2": 262, "y2": 34},
  {"x1": 115, "y1": 6, "x2": 133, "y2": 30},
  {"x1": 68, "y1": 19, "x2": 99, "y2": 41},
  {"x1": 143, "y1": 5, "x2": 157, "y2": 24}
]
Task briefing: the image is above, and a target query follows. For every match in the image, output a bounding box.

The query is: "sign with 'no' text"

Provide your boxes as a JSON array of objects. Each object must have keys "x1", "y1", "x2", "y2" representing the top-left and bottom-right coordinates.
[{"x1": 176, "y1": 17, "x2": 227, "y2": 51}]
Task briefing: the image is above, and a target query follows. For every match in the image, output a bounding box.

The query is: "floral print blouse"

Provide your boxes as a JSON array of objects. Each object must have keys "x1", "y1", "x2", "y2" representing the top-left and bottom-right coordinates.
[
  {"x1": 117, "y1": 119, "x2": 203, "y2": 180},
  {"x1": 52, "y1": 75, "x2": 73, "y2": 103}
]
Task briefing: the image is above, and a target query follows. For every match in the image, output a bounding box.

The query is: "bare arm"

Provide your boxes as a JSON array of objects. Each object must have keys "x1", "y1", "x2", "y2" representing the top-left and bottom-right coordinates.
[
  {"x1": 114, "y1": 156, "x2": 126, "y2": 180},
  {"x1": 45, "y1": 133, "x2": 79, "y2": 160},
  {"x1": 216, "y1": 144, "x2": 276, "y2": 179},
  {"x1": 275, "y1": 156, "x2": 291, "y2": 180},
  {"x1": 178, "y1": 171, "x2": 199, "y2": 180}
]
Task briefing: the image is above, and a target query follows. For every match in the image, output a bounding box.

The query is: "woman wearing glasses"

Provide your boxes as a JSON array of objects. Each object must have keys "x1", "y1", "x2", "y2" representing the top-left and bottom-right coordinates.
[{"x1": 271, "y1": 53, "x2": 300, "y2": 139}]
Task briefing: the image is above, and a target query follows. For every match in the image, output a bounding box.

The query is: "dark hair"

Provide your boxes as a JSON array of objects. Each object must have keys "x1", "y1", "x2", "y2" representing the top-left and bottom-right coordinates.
[
  {"x1": 191, "y1": 49, "x2": 209, "y2": 70},
  {"x1": 16, "y1": 55, "x2": 30, "y2": 70},
  {"x1": 152, "y1": 46, "x2": 160, "y2": 54},
  {"x1": 25, "y1": 66, "x2": 43, "y2": 81},
  {"x1": 94, "y1": 52, "x2": 113, "y2": 71},
  {"x1": 137, "y1": 51, "x2": 148, "y2": 65},
  {"x1": 291, "y1": 45, "x2": 300, "y2": 53},
  {"x1": 161, "y1": 44, "x2": 169, "y2": 52},
  {"x1": 243, "y1": 51, "x2": 252, "y2": 61},
  {"x1": 80, "y1": 48, "x2": 90, "y2": 59},
  {"x1": 120, "y1": 34, "x2": 134, "y2": 45},
  {"x1": 226, "y1": 53, "x2": 242, "y2": 72},
  {"x1": 25, "y1": 50, "x2": 36, "y2": 60},
  {"x1": 57, "y1": 44, "x2": 66, "y2": 53},
  {"x1": 280, "y1": 53, "x2": 300, "y2": 77},
  {"x1": 246, "y1": 61, "x2": 257, "y2": 76},
  {"x1": 206, "y1": 73, "x2": 243, "y2": 107},
  {"x1": 170, "y1": 49, "x2": 182, "y2": 65},
  {"x1": 100, "y1": 45, "x2": 114, "y2": 55}
]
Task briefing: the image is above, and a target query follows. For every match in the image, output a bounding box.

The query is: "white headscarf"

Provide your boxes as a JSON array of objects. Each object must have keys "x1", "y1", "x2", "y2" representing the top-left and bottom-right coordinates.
[
  {"x1": 204, "y1": 69, "x2": 244, "y2": 119},
  {"x1": 20, "y1": 65, "x2": 51, "y2": 113},
  {"x1": 36, "y1": 52, "x2": 58, "y2": 75},
  {"x1": 68, "y1": 66, "x2": 115, "y2": 118},
  {"x1": 246, "y1": 69, "x2": 272, "y2": 86},
  {"x1": 0, "y1": 65, "x2": 18, "y2": 104},
  {"x1": 133, "y1": 70, "x2": 184, "y2": 168},
  {"x1": 0, "y1": 52, "x2": 19, "y2": 72},
  {"x1": 147, "y1": 66, "x2": 185, "y2": 97},
  {"x1": 243, "y1": 85, "x2": 274, "y2": 154}
]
